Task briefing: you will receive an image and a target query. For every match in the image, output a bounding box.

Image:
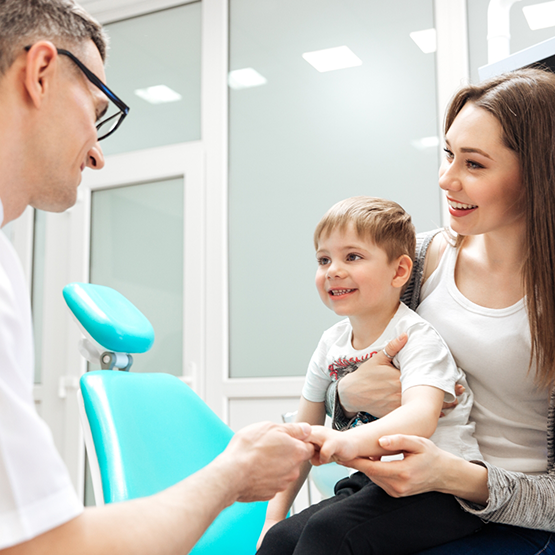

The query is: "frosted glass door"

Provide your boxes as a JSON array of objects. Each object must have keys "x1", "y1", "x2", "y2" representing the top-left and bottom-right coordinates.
[{"x1": 89, "y1": 178, "x2": 184, "y2": 376}]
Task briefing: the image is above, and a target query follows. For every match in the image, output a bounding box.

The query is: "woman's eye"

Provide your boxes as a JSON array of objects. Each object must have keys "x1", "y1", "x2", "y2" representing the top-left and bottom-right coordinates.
[
  {"x1": 443, "y1": 147, "x2": 453, "y2": 160},
  {"x1": 346, "y1": 253, "x2": 362, "y2": 261},
  {"x1": 317, "y1": 257, "x2": 330, "y2": 266},
  {"x1": 466, "y1": 160, "x2": 484, "y2": 170}
]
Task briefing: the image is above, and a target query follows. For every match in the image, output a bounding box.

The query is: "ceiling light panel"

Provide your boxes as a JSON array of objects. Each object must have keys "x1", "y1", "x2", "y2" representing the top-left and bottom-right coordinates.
[
  {"x1": 134, "y1": 85, "x2": 182, "y2": 104},
  {"x1": 228, "y1": 68, "x2": 268, "y2": 90},
  {"x1": 409, "y1": 28, "x2": 437, "y2": 53},
  {"x1": 523, "y1": 1, "x2": 555, "y2": 30},
  {"x1": 302, "y1": 46, "x2": 362, "y2": 73}
]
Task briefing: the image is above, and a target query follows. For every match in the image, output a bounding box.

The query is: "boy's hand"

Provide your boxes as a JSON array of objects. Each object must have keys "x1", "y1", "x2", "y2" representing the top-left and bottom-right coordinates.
[{"x1": 308, "y1": 425, "x2": 358, "y2": 465}]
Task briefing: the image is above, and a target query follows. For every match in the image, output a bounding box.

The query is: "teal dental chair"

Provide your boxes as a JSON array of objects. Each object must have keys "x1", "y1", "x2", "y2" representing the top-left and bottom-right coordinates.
[{"x1": 64, "y1": 283, "x2": 267, "y2": 554}]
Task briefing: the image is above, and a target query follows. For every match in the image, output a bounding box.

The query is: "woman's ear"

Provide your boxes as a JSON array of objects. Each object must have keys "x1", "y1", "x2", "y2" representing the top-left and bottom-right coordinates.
[
  {"x1": 23, "y1": 41, "x2": 58, "y2": 109},
  {"x1": 391, "y1": 254, "x2": 413, "y2": 289}
]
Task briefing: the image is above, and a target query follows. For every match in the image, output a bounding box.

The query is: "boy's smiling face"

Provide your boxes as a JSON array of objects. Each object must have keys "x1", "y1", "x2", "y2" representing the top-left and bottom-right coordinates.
[{"x1": 315, "y1": 224, "x2": 403, "y2": 319}]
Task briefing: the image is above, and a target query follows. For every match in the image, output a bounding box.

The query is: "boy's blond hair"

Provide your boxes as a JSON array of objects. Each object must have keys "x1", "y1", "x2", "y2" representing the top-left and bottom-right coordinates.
[{"x1": 314, "y1": 196, "x2": 416, "y2": 263}]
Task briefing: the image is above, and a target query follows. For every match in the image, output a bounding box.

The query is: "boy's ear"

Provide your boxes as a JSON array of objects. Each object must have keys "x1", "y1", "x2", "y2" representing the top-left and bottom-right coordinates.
[{"x1": 391, "y1": 254, "x2": 413, "y2": 289}]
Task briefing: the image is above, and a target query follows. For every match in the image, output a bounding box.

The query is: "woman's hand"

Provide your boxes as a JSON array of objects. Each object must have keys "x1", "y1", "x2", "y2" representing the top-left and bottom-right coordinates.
[
  {"x1": 343, "y1": 434, "x2": 489, "y2": 504},
  {"x1": 336, "y1": 334, "x2": 466, "y2": 418},
  {"x1": 344, "y1": 434, "x2": 446, "y2": 497},
  {"x1": 337, "y1": 335, "x2": 406, "y2": 418}
]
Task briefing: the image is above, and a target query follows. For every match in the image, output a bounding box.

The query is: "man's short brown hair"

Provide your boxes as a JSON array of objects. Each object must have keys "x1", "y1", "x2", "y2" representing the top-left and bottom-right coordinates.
[
  {"x1": 0, "y1": 0, "x2": 107, "y2": 75},
  {"x1": 314, "y1": 196, "x2": 416, "y2": 263}
]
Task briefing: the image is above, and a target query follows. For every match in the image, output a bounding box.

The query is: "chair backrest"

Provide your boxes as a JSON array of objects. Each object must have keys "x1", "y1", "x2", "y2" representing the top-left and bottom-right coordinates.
[{"x1": 80, "y1": 370, "x2": 267, "y2": 554}]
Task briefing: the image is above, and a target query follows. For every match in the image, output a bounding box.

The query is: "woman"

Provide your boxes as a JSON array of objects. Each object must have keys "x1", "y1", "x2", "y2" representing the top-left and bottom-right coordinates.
[{"x1": 328, "y1": 68, "x2": 555, "y2": 554}]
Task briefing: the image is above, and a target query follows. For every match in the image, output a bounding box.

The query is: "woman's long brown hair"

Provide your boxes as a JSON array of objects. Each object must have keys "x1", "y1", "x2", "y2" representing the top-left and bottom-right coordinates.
[{"x1": 445, "y1": 68, "x2": 555, "y2": 389}]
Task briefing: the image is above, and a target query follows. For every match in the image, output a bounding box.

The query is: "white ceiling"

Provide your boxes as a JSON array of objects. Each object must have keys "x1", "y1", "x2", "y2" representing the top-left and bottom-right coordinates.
[{"x1": 77, "y1": 0, "x2": 196, "y2": 24}]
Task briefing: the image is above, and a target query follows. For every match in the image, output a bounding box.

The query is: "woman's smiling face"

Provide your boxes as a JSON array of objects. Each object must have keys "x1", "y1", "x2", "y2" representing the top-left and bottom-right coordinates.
[{"x1": 439, "y1": 102, "x2": 525, "y2": 237}]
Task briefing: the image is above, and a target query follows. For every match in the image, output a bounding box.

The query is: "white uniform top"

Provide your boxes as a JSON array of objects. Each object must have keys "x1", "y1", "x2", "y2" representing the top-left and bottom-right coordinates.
[
  {"x1": 0, "y1": 201, "x2": 82, "y2": 548},
  {"x1": 303, "y1": 302, "x2": 482, "y2": 461},
  {"x1": 418, "y1": 242, "x2": 549, "y2": 475}
]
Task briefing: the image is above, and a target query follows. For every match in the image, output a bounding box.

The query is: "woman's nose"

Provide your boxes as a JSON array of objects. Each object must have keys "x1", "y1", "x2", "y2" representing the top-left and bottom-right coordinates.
[{"x1": 438, "y1": 159, "x2": 461, "y2": 192}]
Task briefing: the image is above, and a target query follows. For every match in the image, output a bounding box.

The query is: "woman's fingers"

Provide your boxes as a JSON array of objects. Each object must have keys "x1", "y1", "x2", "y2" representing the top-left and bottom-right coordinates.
[{"x1": 379, "y1": 333, "x2": 408, "y2": 362}]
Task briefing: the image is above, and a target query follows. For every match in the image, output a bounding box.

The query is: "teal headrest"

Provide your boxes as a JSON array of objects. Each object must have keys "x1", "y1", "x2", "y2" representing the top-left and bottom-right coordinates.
[{"x1": 63, "y1": 282, "x2": 155, "y2": 354}]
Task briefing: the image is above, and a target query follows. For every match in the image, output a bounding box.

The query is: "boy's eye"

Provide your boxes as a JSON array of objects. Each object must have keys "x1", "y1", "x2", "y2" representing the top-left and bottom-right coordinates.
[
  {"x1": 317, "y1": 257, "x2": 330, "y2": 266},
  {"x1": 346, "y1": 253, "x2": 362, "y2": 261}
]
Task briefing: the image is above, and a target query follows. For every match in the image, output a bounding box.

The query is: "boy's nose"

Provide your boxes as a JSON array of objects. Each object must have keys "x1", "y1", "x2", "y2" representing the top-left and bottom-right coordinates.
[{"x1": 327, "y1": 262, "x2": 346, "y2": 278}]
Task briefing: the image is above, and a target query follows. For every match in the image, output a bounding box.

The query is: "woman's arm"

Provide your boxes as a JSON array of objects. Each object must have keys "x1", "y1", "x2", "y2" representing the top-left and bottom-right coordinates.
[
  {"x1": 346, "y1": 434, "x2": 489, "y2": 504},
  {"x1": 347, "y1": 430, "x2": 555, "y2": 532}
]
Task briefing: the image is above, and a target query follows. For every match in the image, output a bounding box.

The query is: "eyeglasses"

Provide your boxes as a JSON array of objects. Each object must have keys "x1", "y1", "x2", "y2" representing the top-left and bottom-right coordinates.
[{"x1": 24, "y1": 46, "x2": 129, "y2": 141}]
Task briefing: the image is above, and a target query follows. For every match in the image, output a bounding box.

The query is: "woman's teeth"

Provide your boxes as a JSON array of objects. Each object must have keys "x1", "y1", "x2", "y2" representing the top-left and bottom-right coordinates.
[{"x1": 448, "y1": 199, "x2": 478, "y2": 210}]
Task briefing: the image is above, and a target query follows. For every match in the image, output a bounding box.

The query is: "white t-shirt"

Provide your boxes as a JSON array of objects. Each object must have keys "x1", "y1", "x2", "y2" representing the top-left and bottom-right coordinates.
[
  {"x1": 0, "y1": 202, "x2": 82, "y2": 548},
  {"x1": 418, "y1": 242, "x2": 549, "y2": 474},
  {"x1": 303, "y1": 302, "x2": 482, "y2": 461}
]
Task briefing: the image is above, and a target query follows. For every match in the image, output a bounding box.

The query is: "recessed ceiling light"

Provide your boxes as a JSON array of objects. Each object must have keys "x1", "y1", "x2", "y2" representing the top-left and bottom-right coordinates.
[
  {"x1": 523, "y1": 1, "x2": 555, "y2": 30},
  {"x1": 134, "y1": 85, "x2": 182, "y2": 104},
  {"x1": 228, "y1": 68, "x2": 267, "y2": 90},
  {"x1": 302, "y1": 46, "x2": 362, "y2": 73},
  {"x1": 410, "y1": 28, "x2": 437, "y2": 54},
  {"x1": 411, "y1": 136, "x2": 439, "y2": 150}
]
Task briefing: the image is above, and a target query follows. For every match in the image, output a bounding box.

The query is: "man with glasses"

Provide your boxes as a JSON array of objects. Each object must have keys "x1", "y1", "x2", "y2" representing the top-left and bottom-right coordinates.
[{"x1": 0, "y1": 1, "x2": 314, "y2": 553}]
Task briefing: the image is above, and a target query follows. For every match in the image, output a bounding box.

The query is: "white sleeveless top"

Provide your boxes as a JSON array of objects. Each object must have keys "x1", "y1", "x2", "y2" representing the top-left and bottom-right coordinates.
[{"x1": 417, "y1": 242, "x2": 549, "y2": 474}]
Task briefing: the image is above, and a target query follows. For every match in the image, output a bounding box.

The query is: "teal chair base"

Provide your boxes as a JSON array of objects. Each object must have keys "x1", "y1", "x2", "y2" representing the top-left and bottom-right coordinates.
[{"x1": 79, "y1": 371, "x2": 267, "y2": 554}]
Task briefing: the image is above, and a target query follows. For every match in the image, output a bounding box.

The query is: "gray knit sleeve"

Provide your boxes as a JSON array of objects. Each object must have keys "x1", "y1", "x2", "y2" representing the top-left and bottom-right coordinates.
[
  {"x1": 325, "y1": 228, "x2": 443, "y2": 426},
  {"x1": 457, "y1": 389, "x2": 555, "y2": 531}
]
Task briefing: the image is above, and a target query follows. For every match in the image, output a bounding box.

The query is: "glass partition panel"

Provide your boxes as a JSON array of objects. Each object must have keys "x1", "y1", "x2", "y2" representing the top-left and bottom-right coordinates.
[
  {"x1": 468, "y1": 0, "x2": 555, "y2": 82},
  {"x1": 229, "y1": 0, "x2": 440, "y2": 378},
  {"x1": 89, "y1": 178, "x2": 184, "y2": 376},
  {"x1": 31, "y1": 210, "x2": 47, "y2": 384},
  {"x1": 101, "y1": 2, "x2": 201, "y2": 156}
]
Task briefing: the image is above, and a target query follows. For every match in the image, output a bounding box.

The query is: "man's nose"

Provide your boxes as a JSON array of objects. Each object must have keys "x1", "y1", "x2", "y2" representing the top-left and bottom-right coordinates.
[{"x1": 86, "y1": 142, "x2": 105, "y2": 170}]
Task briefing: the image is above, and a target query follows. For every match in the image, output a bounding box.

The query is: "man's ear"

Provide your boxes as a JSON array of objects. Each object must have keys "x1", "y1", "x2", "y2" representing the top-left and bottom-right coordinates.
[
  {"x1": 23, "y1": 41, "x2": 59, "y2": 109},
  {"x1": 391, "y1": 254, "x2": 413, "y2": 289}
]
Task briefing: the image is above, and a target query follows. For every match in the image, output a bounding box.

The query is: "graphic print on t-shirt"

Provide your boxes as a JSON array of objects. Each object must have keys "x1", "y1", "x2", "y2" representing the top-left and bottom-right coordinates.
[{"x1": 328, "y1": 351, "x2": 377, "y2": 381}]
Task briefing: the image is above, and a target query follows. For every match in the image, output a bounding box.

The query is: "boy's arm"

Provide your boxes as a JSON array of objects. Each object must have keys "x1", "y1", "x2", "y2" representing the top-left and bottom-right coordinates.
[
  {"x1": 311, "y1": 385, "x2": 444, "y2": 464},
  {"x1": 258, "y1": 397, "x2": 326, "y2": 547}
]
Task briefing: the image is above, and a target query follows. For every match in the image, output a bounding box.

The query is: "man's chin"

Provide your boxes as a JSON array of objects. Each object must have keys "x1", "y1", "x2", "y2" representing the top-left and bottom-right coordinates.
[{"x1": 31, "y1": 190, "x2": 79, "y2": 213}]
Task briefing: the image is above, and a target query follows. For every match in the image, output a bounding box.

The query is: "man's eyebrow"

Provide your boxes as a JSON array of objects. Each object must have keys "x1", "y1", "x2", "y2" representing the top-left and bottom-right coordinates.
[{"x1": 96, "y1": 101, "x2": 109, "y2": 122}]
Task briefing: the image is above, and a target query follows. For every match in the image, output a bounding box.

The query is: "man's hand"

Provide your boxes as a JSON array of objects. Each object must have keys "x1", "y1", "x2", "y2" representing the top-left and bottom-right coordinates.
[{"x1": 220, "y1": 421, "x2": 315, "y2": 503}]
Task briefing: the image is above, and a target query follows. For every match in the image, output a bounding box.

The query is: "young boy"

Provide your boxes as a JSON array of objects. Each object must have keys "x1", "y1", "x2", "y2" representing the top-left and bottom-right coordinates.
[{"x1": 257, "y1": 197, "x2": 483, "y2": 555}]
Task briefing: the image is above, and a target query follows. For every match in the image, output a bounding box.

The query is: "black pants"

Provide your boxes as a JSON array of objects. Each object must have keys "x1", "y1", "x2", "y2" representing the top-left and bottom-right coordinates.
[{"x1": 257, "y1": 472, "x2": 484, "y2": 555}]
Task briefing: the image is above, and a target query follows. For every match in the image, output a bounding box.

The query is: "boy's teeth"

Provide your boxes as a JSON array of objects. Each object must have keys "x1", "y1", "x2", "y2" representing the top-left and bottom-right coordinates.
[
  {"x1": 448, "y1": 199, "x2": 477, "y2": 210},
  {"x1": 331, "y1": 289, "x2": 354, "y2": 295}
]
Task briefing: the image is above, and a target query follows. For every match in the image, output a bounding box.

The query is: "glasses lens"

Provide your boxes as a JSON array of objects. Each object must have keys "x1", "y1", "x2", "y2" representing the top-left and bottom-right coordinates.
[{"x1": 97, "y1": 110, "x2": 123, "y2": 141}]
